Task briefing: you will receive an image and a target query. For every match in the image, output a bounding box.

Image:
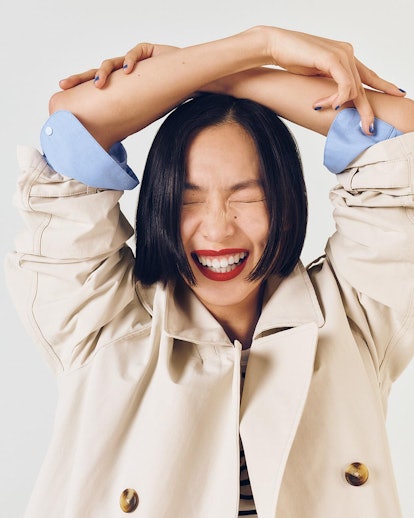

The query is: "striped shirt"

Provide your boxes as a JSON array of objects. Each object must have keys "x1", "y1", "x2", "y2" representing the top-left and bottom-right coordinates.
[{"x1": 239, "y1": 348, "x2": 257, "y2": 517}]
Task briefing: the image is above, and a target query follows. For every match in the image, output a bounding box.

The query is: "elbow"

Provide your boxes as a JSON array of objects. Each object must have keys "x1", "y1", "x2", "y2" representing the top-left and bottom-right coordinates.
[
  {"x1": 400, "y1": 97, "x2": 414, "y2": 134},
  {"x1": 48, "y1": 90, "x2": 69, "y2": 115},
  {"x1": 390, "y1": 97, "x2": 414, "y2": 134}
]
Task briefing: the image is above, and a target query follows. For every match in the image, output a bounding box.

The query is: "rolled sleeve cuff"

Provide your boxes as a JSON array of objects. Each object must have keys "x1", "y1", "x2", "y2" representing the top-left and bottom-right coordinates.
[
  {"x1": 40, "y1": 111, "x2": 139, "y2": 190},
  {"x1": 324, "y1": 108, "x2": 403, "y2": 174}
]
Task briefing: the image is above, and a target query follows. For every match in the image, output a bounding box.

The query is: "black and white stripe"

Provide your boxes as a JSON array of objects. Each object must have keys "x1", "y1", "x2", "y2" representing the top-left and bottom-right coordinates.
[{"x1": 239, "y1": 348, "x2": 257, "y2": 517}]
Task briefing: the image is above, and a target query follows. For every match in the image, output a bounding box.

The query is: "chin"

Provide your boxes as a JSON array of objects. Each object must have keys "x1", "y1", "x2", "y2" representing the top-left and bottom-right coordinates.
[{"x1": 192, "y1": 277, "x2": 260, "y2": 309}]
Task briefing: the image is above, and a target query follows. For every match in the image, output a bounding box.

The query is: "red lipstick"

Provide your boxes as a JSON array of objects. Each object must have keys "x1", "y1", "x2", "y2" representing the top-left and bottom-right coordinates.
[{"x1": 191, "y1": 249, "x2": 249, "y2": 282}]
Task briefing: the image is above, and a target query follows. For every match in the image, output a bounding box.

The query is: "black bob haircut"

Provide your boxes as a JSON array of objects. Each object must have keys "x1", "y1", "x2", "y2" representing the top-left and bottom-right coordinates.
[{"x1": 134, "y1": 93, "x2": 307, "y2": 286}]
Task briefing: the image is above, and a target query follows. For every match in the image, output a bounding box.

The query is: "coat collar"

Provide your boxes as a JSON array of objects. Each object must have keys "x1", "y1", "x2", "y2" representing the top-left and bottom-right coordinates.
[
  {"x1": 255, "y1": 261, "x2": 324, "y2": 338},
  {"x1": 158, "y1": 261, "x2": 324, "y2": 345}
]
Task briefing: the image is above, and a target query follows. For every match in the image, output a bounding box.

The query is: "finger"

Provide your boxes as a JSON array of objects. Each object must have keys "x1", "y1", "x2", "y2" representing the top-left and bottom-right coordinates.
[
  {"x1": 313, "y1": 59, "x2": 375, "y2": 135},
  {"x1": 122, "y1": 54, "x2": 137, "y2": 74},
  {"x1": 311, "y1": 54, "x2": 355, "y2": 110},
  {"x1": 320, "y1": 42, "x2": 376, "y2": 111},
  {"x1": 328, "y1": 50, "x2": 360, "y2": 108},
  {"x1": 353, "y1": 86, "x2": 375, "y2": 135},
  {"x1": 312, "y1": 68, "x2": 355, "y2": 110},
  {"x1": 347, "y1": 59, "x2": 375, "y2": 135},
  {"x1": 123, "y1": 42, "x2": 155, "y2": 72},
  {"x1": 356, "y1": 59, "x2": 406, "y2": 96},
  {"x1": 93, "y1": 57, "x2": 125, "y2": 88},
  {"x1": 122, "y1": 59, "x2": 134, "y2": 74},
  {"x1": 59, "y1": 69, "x2": 97, "y2": 90},
  {"x1": 313, "y1": 91, "x2": 341, "y2": 111}
]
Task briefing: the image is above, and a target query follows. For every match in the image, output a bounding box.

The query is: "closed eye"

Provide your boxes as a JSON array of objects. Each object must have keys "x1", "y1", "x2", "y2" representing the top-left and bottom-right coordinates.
[
  {"x1": 230, "y1": 197, "x2": 266, "y2": 204},
  {"x1": 182, "y1": 196, "x2": 206, "y2": 205},
  {"x1": 229, "y1": 188, "x2": 266, "y2": 204},
  {"x1": 228, "y1": 180, "x2": 266, "y2": 203},
  {"x1": 182, "y1": 186, "x2": 206, "y2": 205},
  {"x1": 182, "y1": 180, "x2": 265, "y2": 205}
]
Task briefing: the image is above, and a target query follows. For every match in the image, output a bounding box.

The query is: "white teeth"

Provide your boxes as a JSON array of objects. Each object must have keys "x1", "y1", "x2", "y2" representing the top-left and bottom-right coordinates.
[{"x1": 195, "y1": 252, "x2": 248, "y2": 274}]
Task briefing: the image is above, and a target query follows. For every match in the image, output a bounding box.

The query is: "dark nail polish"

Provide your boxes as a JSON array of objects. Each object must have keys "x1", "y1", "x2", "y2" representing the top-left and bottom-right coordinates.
[
  {"x1": 314, "y1": 106, "x2": 323, "y2": 111},
  {"x1": 93, "y1": 75, "x2": 99, "y2": 83},
  {"x1": 335, "y1": 105, "x2": 341, "y2": 111},
  {"x1": 399, "y1": 88, "x2": 406, "y2": 93},
  {"x1": 369, "y1": 123, "x2": 376, "y2": 135},
  {"x1": 123, "y1": 64, "x2": 128, "y2": 69}
]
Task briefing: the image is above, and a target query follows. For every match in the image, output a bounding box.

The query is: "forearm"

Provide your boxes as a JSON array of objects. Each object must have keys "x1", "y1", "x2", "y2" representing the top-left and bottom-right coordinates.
[
  {"x1": 203, "y1": 67, "x2": 414, "y2": 135},
  {"x1": 50, "y1": 25, "x2": 408, "y2": 148},
  {"x1": 49, "y1": 26, "x2": 270, "y2": 150},
  {"x1": 205, "y1": 67, "x2": 414, "y2": 136}
]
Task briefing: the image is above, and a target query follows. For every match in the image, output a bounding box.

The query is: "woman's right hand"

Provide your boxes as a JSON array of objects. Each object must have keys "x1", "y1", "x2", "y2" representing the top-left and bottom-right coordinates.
[{"x1": 262, "y1": 26, "x2": 405, "y2": 134}]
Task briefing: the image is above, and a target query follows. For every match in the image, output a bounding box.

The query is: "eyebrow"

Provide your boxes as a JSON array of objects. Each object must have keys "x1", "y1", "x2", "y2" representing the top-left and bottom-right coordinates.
[{"x1": 184, "y1": 179, "x2": 263, "y2": 193}]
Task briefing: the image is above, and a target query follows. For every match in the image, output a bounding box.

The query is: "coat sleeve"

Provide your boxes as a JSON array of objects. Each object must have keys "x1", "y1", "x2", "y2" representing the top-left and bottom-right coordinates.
[
  {"x1": 325, "y1": 132, "x2": 414, "y2": 391},
  {"x1": 5, "y1": 146, "x2": 147, "y2": 374}
]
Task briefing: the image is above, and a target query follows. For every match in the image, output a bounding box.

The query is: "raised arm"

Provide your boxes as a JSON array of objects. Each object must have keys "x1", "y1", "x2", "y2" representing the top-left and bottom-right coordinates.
[
  {"x1": 206, "y1": 67, "x2": 414, "y2": 136},
  {"x1": 50, "y1": 25, "x2": 405, "y2": 150}
]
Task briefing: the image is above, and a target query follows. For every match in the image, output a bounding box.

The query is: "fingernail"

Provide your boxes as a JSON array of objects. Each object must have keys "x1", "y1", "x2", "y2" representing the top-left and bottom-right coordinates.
[
  {"x1": 369, "y1": 122, "x2": 376, "y2": 135},
  {"x1": 123, "y1": 64, "x2": 128, "y2": 69},
  {"x1": 335, "y1": 105, "x2": 341, "y2": 111},
  {"x1": 93, "y1": 75, "x2": 99, "y2": 83},
  {"x1": 314, "y1": 106, "x2": 323, "y2": 111},
  {"x1": 399, "y1": 88, "x2": 406, "y2": 93}
]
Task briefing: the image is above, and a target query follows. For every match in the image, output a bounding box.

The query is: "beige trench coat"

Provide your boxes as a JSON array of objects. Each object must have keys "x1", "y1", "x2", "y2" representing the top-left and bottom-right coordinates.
[{"x1": 6, "y1": 133, "x2": 414, "y2": 517}]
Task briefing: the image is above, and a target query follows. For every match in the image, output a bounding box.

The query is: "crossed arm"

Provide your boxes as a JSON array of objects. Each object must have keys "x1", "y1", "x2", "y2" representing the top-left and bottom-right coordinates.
[{"x1": 50, "y1": 25, "x2": 413, "y2": 151}]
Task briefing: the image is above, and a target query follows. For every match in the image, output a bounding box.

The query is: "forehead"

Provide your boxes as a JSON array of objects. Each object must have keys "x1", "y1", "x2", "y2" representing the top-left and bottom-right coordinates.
[{"x1": 185, "y1": 122, "x2": 260, "y2": 185}]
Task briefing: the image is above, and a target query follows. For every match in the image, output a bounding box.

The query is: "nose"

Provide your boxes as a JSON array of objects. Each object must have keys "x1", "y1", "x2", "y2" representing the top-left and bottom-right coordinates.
[{"x1": 200, "y1": 201, "x2": 235, "y2": 243}]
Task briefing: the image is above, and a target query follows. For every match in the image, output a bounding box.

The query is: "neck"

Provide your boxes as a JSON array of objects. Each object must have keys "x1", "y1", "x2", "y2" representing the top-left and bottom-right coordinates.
[{"x1": 206, "y1": 283, "x2": 265, "y2": 349}]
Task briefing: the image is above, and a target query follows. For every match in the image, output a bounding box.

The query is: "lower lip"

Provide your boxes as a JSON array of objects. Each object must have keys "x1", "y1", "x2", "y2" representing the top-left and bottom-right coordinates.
[{"x1": 193, "y1": 256, "x2": 248, "y2": 282}]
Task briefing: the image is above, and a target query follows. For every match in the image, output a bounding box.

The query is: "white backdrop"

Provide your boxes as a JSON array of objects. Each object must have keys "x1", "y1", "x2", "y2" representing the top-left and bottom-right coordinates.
[{"x1": 1, "y1": 0, "x2": 413, "y2": 516}]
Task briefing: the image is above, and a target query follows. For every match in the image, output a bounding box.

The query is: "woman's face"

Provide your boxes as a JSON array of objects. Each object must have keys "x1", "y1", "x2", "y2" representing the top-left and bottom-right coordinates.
[{"x1": 180, "y1": 122, "x2": 270, "y2": 314}]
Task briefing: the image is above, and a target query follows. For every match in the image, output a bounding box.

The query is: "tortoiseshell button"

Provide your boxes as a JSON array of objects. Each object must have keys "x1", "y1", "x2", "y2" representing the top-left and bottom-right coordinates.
[
  {"x1": 345, "y1": 462, "x2": 369, "y2": 486},
  {"x1": 120, "y1": 488, "x2": 139, "y2": 513}
]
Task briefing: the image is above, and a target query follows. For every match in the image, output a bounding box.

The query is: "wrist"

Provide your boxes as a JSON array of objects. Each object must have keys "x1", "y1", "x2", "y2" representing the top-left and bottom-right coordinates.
[
  {"x1": 235, "y1": 25, "x2": 274, "y2": 69},
  {"x1": 245, "y1": 25, "x2": 281, "y2": 66}
]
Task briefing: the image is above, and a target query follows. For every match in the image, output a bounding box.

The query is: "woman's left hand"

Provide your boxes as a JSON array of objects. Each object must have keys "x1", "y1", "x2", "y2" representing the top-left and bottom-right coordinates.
[{"x1": 59, "y1": 43, "x2": 178, "y2": 90}]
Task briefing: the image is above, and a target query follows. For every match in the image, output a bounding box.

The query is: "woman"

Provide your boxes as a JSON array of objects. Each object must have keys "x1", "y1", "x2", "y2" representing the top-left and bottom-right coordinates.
[{"x1": 6, "y1": 26, "x2": 414, "y2": 517}]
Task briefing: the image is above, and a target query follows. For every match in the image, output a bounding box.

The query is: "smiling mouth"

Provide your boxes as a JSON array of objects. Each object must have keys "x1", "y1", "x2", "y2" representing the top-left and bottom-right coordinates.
[{"x1": 191, "y1": 249, "x2": 249, "y2": 281}]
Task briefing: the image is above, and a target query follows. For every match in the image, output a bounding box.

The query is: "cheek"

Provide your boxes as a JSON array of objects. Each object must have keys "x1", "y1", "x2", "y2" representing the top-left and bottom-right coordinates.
[
  {"x1": 243, "y1": 209, "x2": 270, "y2": 247},
  {"x1": 180, "y1": 211, "x2": 198, "y2": 251},
  {"x1": 258, "y1": 229, "x2": 270, "y2": 253}
]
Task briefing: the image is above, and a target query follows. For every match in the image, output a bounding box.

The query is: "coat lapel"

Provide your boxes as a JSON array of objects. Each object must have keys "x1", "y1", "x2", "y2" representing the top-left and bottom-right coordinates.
[
  {"x1": 240, "y1": 263, "x2": 323, "y2": 517},
  {"x1": 240, "y1": 323, "x2": 318, "y2": 517}
]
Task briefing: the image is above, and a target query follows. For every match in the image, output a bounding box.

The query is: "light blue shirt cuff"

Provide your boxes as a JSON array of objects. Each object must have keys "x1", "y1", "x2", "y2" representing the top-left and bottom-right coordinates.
[
  {"x1": 324, "y1": 107, "x2": 403, "y2": 174},
  {"x1": 40, "y1": 111, "x2": 139, "y2": 190}
]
